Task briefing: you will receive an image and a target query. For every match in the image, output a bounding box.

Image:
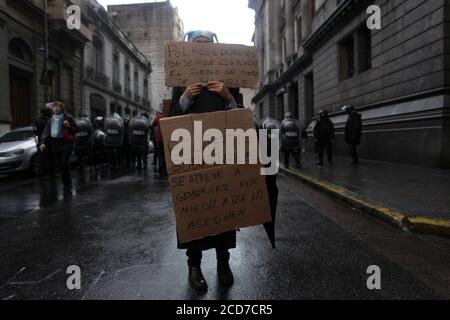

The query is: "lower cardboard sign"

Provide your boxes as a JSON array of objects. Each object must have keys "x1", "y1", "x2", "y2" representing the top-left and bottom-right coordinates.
[{"x1": 169, "y1": 164, "x2": 272, "y2": 243}]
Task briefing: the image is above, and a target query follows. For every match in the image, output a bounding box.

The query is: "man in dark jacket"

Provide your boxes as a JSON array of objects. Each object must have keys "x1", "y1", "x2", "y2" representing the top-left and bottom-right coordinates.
[
  {"x1": 313, "y1": 109, "x2": 335, "y2": 166},
  {"x1": 342, "y1": 105, "x2": 362, "y2": 164},
  {"x1": 40, "y1": 101, "x2": 79, "y2": 194},
  {"x1": 35, "y1": 103, "x2": 53, "y2": 177},
  {"x1": 169, "y1": 30, "x2": 240, "y2": 292}
]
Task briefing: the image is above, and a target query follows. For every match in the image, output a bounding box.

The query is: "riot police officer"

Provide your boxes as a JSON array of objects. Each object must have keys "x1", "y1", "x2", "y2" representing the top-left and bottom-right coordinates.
[
  {"x1": 129, "y1": 112, "x2": 150, "y2": 170},
  {"x1": 281, "y1": 112, "x2": 302, "y2": 169},
  {"x1": 104, "y1": 113, "x2": 124, "y2": 170},
  {"x1": 313, "y1": 109, "x2": 335, "y2": 166},
  {"x1": 342, "y1": 105, "x2": 362, "y2": 164},
  {"x1": 122, "y1": 114, "x2": 132, "y2": 168},
  {"x1": 91, "y1": 116, "x2": 107, "y2": 170},
  {"x1": 74, "y1": 113, "x2": 93, "y2": 171}
]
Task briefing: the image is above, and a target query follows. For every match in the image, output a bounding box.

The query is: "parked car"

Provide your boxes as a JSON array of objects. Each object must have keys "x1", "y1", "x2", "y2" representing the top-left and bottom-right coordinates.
[{"x1": 0, "y1": 126, "x2": 39, "y2": 175}]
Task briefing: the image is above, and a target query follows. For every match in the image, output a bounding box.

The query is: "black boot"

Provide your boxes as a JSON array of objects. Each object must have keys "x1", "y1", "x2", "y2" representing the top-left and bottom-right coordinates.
[
  {"x1": 217, "y1": 262, "x2": 234, "y2": 288},
  {"x1": 188, "y1": 266, "x2": 208, "y2": 292}
]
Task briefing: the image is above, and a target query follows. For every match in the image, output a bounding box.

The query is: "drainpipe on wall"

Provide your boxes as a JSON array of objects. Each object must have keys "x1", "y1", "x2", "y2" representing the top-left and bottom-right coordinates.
[{"x1": 43, "y1": 0, "x2": 49, "y2": 103}]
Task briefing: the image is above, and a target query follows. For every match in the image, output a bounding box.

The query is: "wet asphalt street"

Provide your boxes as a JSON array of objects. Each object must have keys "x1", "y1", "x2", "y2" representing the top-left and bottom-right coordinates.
[{"x1": 0, "y1": 164, "x2": 450, "y2": 300}]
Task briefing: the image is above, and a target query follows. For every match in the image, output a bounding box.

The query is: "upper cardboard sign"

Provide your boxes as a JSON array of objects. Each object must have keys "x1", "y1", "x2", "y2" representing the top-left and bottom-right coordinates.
[{"x1": 164, "y1": 41, "x2": 260, "y2": 88}]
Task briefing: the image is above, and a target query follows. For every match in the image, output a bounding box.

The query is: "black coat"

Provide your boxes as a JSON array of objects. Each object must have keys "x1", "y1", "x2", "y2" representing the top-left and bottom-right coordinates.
[
  {"x1": 41, "y1": 113, "x2": 79, "y2": 145},
  {"x1": 345, "y1": 112, "x2": 362, "y2": 145},
  {"x1": 170, "y1": 86, "x2": 240, "y2": 251},
  {"x1": 35, "y1": 116, "x2": 49, "y2": 145},
  {"x1": 313, "y1": 118, "x2": 335, "y2": 145}
]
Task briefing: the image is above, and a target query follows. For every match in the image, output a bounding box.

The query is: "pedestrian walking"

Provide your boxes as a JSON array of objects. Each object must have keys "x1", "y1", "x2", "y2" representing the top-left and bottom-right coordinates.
[
  {"x1": 40, "y1": 101, "x2": 79, "y2": 194},
  {"x1": 313, "y1": 109, "x2": 335, "y2": 166},
  {"x1": 342, "y1": 105, "x2": 362, "y2": 164}
]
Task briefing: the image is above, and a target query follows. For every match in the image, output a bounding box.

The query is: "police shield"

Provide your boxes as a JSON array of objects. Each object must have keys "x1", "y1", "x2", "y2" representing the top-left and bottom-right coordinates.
[
  {"x1": 74, "y1": 118, "x2": 93, "y2": 150},
  {"x1": 129, "y1": 115, "x2": 149, "y2": 148},
  {"x1": 104, "y1": 114, "x2": 124, "y2": 147},
  {"x1": 281, "y1": 118, "x2": 301, "y2": 149}
]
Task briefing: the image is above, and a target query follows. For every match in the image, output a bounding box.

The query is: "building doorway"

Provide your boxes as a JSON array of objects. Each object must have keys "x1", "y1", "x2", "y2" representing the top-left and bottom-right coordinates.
[{"x1": 9, "y1": 73, "x2": 31, "y2": 129}]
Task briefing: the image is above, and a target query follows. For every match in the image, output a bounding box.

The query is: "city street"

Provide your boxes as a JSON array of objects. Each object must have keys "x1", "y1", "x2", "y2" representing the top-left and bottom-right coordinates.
[{"x1": 1, "y1": 165, "x2": 449, "y2": 300}]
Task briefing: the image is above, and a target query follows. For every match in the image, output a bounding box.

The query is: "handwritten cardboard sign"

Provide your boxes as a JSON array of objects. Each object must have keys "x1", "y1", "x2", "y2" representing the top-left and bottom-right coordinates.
[
  {"x1": 164, "y1": 41, "x2": 260, "y2": 88},
  {"x1": 160, "y1": 109, "x2": 271, "y2": 243}
]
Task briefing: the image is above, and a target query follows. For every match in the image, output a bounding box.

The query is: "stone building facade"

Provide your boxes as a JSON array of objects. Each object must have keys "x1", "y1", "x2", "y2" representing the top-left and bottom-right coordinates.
[
  {"x1": 82, "y1": 0, "x2": 152, "y2": 120},
  {"x1": 249, "y1": 0, "x2": 450, "y2": 168},
  {"x1": 0, "y1": 0, "x2": 91, "y2": 135},
  {"x1": 107, "y1": 1, "x2": 183, "y2": 116}
]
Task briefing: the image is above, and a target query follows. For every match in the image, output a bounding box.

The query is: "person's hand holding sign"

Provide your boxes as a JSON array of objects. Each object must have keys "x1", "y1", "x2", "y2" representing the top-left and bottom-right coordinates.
[
  {"x1": 207, "y1": 81, "x2": 233, "y2": 102},
  {"x1": 184, "y1": 83, "x2": 203, "y2": 101}
]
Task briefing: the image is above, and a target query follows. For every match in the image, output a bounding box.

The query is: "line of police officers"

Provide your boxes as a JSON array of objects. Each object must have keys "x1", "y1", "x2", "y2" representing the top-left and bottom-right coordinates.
[
  {"x1": 36, "y1": 105, "x2": 162, "y2": 177},
  {"x1": 261, "y1": 105, "x2": 362, "y2": 169}
]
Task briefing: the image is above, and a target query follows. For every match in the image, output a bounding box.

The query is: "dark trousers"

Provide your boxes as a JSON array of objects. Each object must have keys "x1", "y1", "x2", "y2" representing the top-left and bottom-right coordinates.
[
  {"x1": 38, "y1": 144, "x2": 54, "y2": 176},
  {"x1": 107, "y1": 147, "x2": 122, "y2": 168},
  {"x1": 133, "y1": 146, "x2": 147, "y2": 168},
  {"x1": 157, "y1": 141, "x2": 166, "y2": 174},
  {"x1": 283, "y1": 148, "x2": 301, "y2": 169},
  {"x1": 75, "y1": 148, "x2": 89, "y2": 169},
  {"x1": 349, "y1": 144, "x2": 359, "y2": 163},
  {"x1": 186, "y1": 248, "x2": 230, "y2": 268},
  {"x1": 317, "y1": 143, "x2": 333, "y2": 164},
  {"x1": 152, "y1": 140, "x2": 158, "y2": 165},
  {"x1": 50, "y1": 139, "x2": 73, "y2": 188},
  {"x1": 90, "y1": 147, "x2": 106, "y2": 168}
]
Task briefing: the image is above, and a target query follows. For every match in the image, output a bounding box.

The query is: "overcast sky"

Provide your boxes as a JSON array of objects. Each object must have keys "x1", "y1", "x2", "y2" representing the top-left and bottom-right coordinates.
[{"x1": 97, "y1": 0, "x2": 255, "y2": 46}]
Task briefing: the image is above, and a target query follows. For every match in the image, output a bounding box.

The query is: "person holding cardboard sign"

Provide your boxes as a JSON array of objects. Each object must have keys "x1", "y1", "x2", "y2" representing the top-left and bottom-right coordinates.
[{"x1": 170, "y1": 30, "x2": 241, "y2": 292}]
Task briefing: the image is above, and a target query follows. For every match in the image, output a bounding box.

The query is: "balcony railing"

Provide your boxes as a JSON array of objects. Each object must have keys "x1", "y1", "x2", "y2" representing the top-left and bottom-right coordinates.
[
  {"x1": 112, "y1": 81, "x2": 122, "y2": 94},
  {"x1": 85, "y1": 66, "x2": 110, "y2": 89}
]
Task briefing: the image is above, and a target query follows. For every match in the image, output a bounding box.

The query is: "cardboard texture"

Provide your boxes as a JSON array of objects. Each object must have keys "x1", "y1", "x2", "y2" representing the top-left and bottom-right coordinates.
[
  {"x1": 164, "y1": 41, "x2": 260, "y2": 88},
  {"x1": 160, "y1": 109, "x2": 272, "y2": 243}
]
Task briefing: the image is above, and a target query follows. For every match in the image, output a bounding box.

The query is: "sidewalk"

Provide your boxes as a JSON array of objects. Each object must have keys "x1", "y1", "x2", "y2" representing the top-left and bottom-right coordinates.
[{"x1": 280, "y1": 152, "x2": 450, "y2": 237}]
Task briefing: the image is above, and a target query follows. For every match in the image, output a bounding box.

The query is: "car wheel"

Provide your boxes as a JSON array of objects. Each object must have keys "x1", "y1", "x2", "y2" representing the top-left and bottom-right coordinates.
[{"x1": 29, "y1": 154, "x2": 40, "y2": 177}]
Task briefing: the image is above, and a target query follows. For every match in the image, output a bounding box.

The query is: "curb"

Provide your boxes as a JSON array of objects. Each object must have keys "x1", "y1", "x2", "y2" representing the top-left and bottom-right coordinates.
[{"x1": 280, "y1": 167, "x2": 450, "y2": 238}]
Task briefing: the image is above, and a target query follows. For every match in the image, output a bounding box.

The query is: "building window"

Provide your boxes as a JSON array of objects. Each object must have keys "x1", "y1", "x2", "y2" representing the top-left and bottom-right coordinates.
[
  {"x1": 339, "y1": 35, "x2": 354, "y2": 81},
  {"x1": 281, "y1": 35, "x2": 287, "y2": 65},
  {"x1": 295, "y1": 16, "x2": 303, "y2": 49},
  {"x1": 124, "y1": 62, "x2": 130, "y2": 90},
  {"x1": 358, "y1": 26, "x2": 372, "y2": 72},
  {"x1": 310, "y1": 0, "x2": 316, "y2": 17},
  {"x1": 259, "y1": 103, "x2": 264, "y2": 118},
  {"x1": 338, "y1": 25, "x2": 372, "y2": 82},
  {"x1": 134, "y1": 69, "x2": 139, "y2": 94},
  {"x1": 60, "y1": 65, "x2": 73, "y2": 114},
  {"x1": 143, "y1": 77, "x2": 149, "y2": 100},
  {"x1": 92, "y1": 36, "x2": 104, "y2": 73},
  {"x1": 113, "y1": 51, "x2": 120, "y2": 83}
]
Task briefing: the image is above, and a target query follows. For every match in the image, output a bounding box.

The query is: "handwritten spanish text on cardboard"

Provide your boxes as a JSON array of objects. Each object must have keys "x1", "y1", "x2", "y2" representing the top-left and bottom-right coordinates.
[
  {"x1": 160, "y1": 109, "x2": 271, "y2": 243},
  {"x1": 164, "y1": 41, "x2": 260, "y2": 88}
]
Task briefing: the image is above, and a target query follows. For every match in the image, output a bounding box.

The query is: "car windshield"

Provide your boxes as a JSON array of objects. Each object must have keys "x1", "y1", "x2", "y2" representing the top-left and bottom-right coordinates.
[{"x1": 0, "y1": 130, "x2": 35, "y2": 143}]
